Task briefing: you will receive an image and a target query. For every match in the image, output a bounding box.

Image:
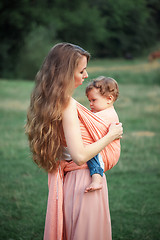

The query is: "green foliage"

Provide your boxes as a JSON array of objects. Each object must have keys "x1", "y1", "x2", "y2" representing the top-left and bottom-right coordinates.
[
  {"x1": 15, "y1": 25, "x2": 58, "y2": 80},
  {"x1": 0, "y1": 0, "x2": 51, "y2": 77},
  {"x1": 0, "y1": 0, "x2": 160, "y2": 78},
  {"x1": 56, "y1": 4, "x2": 106, "y2": 56},
  {"x1": 91, "y1": 0, "x2": 159, "y2": 57}
]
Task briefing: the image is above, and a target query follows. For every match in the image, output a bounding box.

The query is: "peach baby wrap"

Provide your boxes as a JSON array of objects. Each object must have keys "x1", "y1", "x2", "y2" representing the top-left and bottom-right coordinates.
[{"x1": 43, "y1": 101, "x2": 120, "y2": 240}]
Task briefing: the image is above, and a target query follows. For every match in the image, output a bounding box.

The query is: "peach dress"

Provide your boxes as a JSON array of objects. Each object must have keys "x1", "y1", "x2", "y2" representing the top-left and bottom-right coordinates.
[{"x1": 43, "y1": 102, "x2": 120, "y2": 240}]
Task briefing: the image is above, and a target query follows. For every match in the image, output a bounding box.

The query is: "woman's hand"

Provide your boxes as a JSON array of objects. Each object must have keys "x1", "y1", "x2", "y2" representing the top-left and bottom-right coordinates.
[{"x1": 107, "y1": 123, "x2": 123, "y2": 140}]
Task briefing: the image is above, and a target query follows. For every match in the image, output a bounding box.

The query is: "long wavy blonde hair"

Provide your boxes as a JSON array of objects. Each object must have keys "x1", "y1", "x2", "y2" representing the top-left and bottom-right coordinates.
[{"x1": 26, "y1": 43, "x2": 90, "y2": 172}]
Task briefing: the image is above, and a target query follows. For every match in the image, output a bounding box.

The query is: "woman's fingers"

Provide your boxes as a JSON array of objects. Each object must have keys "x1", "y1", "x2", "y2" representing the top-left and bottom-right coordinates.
[{"x1": 109, "y1": 122, "x2": 123, "y2": 139}]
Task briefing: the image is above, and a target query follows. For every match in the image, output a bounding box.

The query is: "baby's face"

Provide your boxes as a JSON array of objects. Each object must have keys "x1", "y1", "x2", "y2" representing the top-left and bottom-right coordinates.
[{"x1": 87, "y1": 88, "x2": 110, "y2": 113}]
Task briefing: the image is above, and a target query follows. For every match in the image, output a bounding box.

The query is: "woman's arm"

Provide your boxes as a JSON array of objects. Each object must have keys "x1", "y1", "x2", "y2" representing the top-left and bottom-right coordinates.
[{"x1": 62, "y1": 98, "x2": 123, "y2": 166}]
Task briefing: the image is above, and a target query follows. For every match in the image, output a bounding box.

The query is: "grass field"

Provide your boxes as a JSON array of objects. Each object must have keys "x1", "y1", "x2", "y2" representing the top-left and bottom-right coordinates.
[{"x1": 0, "y1": 58, "x2": 160, "y2": 240}]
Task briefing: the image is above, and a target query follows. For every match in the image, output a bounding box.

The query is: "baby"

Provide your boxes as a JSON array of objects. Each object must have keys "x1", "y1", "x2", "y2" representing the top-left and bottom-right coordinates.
[{"x1": 85, "y1": 76, "x2": 120, "y2": 192}]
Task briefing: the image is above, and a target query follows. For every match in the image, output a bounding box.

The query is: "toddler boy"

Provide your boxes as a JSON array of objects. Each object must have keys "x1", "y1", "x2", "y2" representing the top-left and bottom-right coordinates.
[{"x1": 85, "y1": 76, "x2": 120, "y2": 192}]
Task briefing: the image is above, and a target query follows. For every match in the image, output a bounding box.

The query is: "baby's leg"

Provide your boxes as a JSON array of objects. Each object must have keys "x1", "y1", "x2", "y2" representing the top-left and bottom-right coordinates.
[{"x1": 85, "y1": 154, "x2": 104, "y2": 193}]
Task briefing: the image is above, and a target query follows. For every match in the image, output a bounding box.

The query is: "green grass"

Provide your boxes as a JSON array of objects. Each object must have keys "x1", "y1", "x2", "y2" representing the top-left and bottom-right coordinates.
[
  {"x1": 0, "y1": 58, "x2": 160, "y2": 239},
  {"x1": 87, "y1": 58, "x2": 160, "y2": 85}
]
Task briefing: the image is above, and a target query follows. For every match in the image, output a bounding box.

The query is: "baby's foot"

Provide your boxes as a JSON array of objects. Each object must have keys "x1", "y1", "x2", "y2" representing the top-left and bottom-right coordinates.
[{"x1": 85, "y1": 181, "x2": 102, "y2": 193}]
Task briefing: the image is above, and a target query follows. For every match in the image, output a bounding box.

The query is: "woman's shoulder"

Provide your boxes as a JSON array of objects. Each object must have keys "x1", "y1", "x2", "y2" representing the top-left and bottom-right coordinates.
[
  {"x1": 68, "y1": 98, "x2": 83, "y2": 110},
  {"x1": 66, "y1": 98, "x2": 88, "y2": 114},
  {"x1": 69, "y1": 97, "x2": 77, "y2": 109},
  {"x1": 63, "y1": 98, "x2": 77, "y2": 116}
]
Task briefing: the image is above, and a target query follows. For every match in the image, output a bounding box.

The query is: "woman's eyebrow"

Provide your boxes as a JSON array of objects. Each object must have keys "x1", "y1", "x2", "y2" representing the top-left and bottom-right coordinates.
[{"x1": 81, "y1": 66, "x2": 87, "y2": 71}]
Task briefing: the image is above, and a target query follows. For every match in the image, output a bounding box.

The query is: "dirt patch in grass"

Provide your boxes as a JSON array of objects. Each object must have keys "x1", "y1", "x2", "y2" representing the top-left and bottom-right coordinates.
[
  {"x1": 0, "y1": 100, "x2": 29, "y2": 111},
  {"x1": 145, "y1": 104, "x2": 160, "y2": 113},
  {"x1": 131, "y1": 131, "x2": 155, "y2": 137}
]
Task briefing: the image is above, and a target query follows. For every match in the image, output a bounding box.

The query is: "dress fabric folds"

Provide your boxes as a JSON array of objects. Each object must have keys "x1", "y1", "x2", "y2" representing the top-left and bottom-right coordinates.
[
  {"x1": 44, "y1": 101, "x2": 120, "y2": 240},
  {"x1": 63, "y1": 169, "x2": 112, "y2": 240}
]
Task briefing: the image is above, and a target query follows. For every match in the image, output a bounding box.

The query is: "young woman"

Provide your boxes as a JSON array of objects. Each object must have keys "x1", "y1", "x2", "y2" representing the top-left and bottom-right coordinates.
[{"x1": 26, "y1": 43, "x2": 123, "y2": 240}]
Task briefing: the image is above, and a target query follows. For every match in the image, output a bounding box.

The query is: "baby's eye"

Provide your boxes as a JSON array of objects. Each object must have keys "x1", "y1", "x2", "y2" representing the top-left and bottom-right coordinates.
[{"x1": 80, "y1": 71, "x2": 84, "y2": 74}]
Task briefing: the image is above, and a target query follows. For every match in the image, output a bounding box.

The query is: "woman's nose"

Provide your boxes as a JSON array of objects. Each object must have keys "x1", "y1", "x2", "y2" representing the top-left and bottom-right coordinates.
[{"x1": 83, "y1": 70, "x2": 88, "y2": 79}]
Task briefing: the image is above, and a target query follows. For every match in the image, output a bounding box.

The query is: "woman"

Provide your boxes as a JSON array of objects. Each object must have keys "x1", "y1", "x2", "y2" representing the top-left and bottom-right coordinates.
[{"x1": 26, "y1": 43, "x2": 123, "y2": 240}]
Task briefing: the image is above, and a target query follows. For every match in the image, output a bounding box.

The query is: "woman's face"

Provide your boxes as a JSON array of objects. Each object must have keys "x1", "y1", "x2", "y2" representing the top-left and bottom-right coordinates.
[{"x1": 74, "y1": 56, "x2": 88, "y2": 88}]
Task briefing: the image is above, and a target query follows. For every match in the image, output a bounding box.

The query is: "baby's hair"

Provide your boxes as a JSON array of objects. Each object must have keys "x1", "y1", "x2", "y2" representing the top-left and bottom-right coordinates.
[{"x1": 86, "y1": 76, "x2": 119, "y2": 101}]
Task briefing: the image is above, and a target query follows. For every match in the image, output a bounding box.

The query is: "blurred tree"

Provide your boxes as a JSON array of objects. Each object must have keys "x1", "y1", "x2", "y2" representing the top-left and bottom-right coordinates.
[
  {"x1": 88, "y1": 0, "x2": 160, "y2": 57},
  {"x1": 15, "y1": 25, "x2": 58, "y2": 79},
  {"x1": 57, "y1": 3, "x2": 106, "y2": 56},
  {"x1": 0, "y1": 0, "x2": 160, "y2": 79},
  {"x1": 146, "y1": 0, "x2": 160, "y2": 38},
  {"x1": 0, "y1": 0, "x2": 53, "y2": 77}
]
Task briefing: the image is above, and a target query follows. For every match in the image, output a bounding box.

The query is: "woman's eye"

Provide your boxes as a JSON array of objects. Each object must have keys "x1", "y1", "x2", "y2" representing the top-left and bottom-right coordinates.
[{"x1": 80, "y1": 71, "x2": 84, "y2": 74}]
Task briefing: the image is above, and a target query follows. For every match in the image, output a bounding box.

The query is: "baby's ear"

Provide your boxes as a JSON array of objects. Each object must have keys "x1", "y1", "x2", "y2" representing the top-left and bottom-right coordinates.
[{"x1": 107, "y1": 95, "x2": 114, "y2": 103}]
